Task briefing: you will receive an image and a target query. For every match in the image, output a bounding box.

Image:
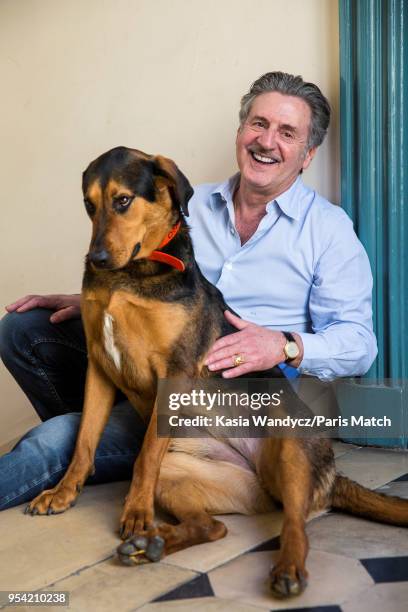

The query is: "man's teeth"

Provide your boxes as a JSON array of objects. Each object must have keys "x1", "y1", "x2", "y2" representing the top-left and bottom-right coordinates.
[{"x1": 252, "y1": 152, "x2": 278, "y2": 164}]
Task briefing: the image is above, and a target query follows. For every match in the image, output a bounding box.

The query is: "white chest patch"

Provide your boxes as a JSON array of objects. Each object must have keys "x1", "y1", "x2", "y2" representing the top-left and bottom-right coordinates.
[{"x1": 103, "y1": 312, "x2": 121, "y2": 371}]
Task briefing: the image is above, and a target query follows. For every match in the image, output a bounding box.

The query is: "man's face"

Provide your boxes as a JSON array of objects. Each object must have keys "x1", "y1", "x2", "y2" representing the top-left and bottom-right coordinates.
[{"x1": 236, "y1": 91, "x2": 317, "y2": 199}]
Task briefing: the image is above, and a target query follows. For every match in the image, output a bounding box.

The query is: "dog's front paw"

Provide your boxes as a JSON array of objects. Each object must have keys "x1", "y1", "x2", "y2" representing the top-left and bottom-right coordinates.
[
  {"x1": 269, "y1": 563, "x2": 308, "y2": 598},
  {"x1": 24, "y1": 482, "x2": 80, "y2": 516},
  {"x1": 117, "y1": 534, "x2": 165, "y2": 565},
  {"x1": 119, "y1": 504, "x2": 155, "y2": 540}
]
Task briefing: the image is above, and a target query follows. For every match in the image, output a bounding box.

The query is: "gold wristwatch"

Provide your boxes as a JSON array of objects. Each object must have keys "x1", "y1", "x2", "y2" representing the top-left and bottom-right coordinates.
[{"x1": 283, "y1": 331, "x2": 300, "y2": 363}]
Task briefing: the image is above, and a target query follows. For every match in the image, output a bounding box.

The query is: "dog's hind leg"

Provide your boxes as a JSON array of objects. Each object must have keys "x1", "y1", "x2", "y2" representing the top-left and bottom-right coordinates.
[
  {"x1": 117, "y1": 449, "x2": 274, "y2": 564},
  {"x1": 256, "y1": 438, "x2": 312, "y2": 598}
]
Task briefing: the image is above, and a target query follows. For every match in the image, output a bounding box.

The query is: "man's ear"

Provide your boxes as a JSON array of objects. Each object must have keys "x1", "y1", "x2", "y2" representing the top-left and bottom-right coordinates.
[
  {"x1": 153, "y1": 155, "x2": 194, "y2": 217},
  {"x1": 302, "y1": 146, "x2": 317, "y2": 171}
]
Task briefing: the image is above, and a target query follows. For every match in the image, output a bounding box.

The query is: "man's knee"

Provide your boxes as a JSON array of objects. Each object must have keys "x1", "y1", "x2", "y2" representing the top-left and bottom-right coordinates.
[
  {"x1": 19, "y1": 413, "x2": 81, "y2": 460},
  {"x1": 0, "y1": 311, "x2": 33, "y2": 364},
  {"x1": 0, "y1": 309, "x2": 55, "y2": 366}
]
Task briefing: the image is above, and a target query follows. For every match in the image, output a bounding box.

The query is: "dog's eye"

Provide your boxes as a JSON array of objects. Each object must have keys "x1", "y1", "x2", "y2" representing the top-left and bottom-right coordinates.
[
  {"x1": 113, "y1": 195, "x2": 132, "y2": 213},
  {"x1": 84, "y1": 199, "x2": 96, "y2": 216},
  {"x1": 118, "y1": 196, "x2": 130, "y2": 206}
]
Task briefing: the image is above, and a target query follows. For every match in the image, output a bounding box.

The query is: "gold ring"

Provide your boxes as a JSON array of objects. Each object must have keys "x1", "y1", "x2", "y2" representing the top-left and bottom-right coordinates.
[{"x1": 233, "y1": 354, "x2": 245, "y2": 367}]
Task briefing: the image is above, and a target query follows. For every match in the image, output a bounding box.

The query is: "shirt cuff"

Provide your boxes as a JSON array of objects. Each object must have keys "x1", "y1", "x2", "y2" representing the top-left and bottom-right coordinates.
[{"x1": 296, "y1": 331, "x2": 332, "y2": 377}]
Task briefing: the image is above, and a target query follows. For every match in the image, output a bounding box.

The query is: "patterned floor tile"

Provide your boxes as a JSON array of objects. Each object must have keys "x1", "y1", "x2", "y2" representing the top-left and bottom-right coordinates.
[
  {"x1": 360, "y1": 556, "x2": 408, "y2": 583},
  {"x1": 274, "y1": 607, "x2": 342, "y2": 612},
  {"x1": 249, "y1": 535, "x2": 280, "y2": 552},
  {"x1": 0, "y1": 481, "x2": 130, "y2": 591},
  {"x1": 140, "y1": 596, "x2": 263, "y2": 611},
  {"x1": 42, "y1": 558, "x2": 197, "y2": 612},
  {"x1": 306, "y1": 513, "x2": 408, "y2": 559},
  {"x1": 342, "y1": 582, "x2": 408, "y2": 612},
  {"x1": 376, "y1": 480, "x2": 408, "y2": 498},
  {"x1": 153, "y1": 574, "x2": 214, "y2": 602},
  {"x1": 208, "y1": 550, "x2": 373, "y2": 610},
  {"x1": 393, "y1": 473, "x2": 408, "y2": 482},
  {"x1": 335, "y1": 448, "x2": 408, "y2": 489}
]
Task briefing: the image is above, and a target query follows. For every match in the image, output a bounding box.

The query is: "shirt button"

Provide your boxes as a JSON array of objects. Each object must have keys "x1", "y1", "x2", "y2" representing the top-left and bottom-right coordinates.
[
  {"x1": 230, "y1": 227, "x2": 235, "y2": 235},
  {"x1": 225, "y1": 262, "x2": 233, "y2": 270}
]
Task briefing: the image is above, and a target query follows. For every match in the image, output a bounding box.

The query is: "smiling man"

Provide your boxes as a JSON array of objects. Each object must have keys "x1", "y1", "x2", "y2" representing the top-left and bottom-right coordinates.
[
  {"x1": 191, "y1": 72, "x2": 377, "y2": 380},
  {"x1": 0, "y1": 71, "x2": 377, "y2": 509}
]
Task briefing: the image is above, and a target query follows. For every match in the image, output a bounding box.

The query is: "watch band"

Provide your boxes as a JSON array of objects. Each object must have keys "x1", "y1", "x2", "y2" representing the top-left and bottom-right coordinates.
[{"x1": 282, "y1": 331, "x2": 296, "y2": 343}]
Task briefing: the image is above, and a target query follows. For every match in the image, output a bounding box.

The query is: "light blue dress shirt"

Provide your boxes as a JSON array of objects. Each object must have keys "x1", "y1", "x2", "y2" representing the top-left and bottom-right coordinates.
[{"x1": 187, "y1": 174, "x2": 377, "y2": 381}]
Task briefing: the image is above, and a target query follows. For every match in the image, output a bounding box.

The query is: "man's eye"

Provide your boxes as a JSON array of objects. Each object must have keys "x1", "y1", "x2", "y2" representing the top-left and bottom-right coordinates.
[
  {"x1": 283, "y1": 131, "x2": 294, "y2": 139},
  {"x1": 84, "y1": 199, "x2": 95, "y2": 216}
]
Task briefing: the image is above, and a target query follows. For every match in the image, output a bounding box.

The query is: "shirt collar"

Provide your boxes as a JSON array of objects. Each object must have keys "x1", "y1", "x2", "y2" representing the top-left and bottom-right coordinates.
[
  {"x1": 209, "y1": 174, "x2": 304, "y2": 220},
  {"x1": 209, "y1": 174, "x2": 239, "y2": 211},
  {"x1": 274, "y1": 175, "x2": 303, "y2": 220}
]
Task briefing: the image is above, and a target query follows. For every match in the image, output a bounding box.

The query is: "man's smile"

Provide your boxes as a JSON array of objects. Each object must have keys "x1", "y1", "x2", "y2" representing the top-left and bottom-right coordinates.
[{"x1": 249, "y1": 150, "x2": 281, "y2": 165}]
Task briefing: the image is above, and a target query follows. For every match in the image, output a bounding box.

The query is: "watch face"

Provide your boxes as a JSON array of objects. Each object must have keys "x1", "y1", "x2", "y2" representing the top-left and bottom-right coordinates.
[{"x1": 286, "y1": 341, "x2": 299, "y2": 359}]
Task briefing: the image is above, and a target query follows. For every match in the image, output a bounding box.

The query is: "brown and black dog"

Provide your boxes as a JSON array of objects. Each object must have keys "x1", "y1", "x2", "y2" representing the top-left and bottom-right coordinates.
[{"x1": 26, "y1": 147, "x2": 408, "y2": 598}]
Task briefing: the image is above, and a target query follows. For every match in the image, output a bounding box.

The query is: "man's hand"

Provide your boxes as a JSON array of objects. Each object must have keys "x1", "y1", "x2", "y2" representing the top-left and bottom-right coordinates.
[
  {"x1": 6, "y1": 294, "x2": 81, "y2": 323},
  {"x1": 205, "y1": 310, "x2": 303, "y2": 378}
]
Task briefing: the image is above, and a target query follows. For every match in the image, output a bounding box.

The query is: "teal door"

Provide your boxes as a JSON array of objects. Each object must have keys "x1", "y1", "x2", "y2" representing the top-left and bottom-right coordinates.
[{"x1": 338, "y1": 0, "x2": 408, "y2": 447}]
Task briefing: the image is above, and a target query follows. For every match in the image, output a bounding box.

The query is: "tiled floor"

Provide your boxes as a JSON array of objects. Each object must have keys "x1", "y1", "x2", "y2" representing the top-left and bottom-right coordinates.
[{"x1": 1, "y1": 442, "x2": 408, "y2": 611}]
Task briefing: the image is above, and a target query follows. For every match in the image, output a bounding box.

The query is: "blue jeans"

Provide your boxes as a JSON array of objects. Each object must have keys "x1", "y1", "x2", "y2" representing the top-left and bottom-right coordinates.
[{"x1": 0, "y1": 309, "x2": 146, "y2": 510}]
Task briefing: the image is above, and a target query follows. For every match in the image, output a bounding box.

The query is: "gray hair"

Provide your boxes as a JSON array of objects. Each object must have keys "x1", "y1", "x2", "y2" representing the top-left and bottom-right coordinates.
[{"x1": 239, "y1": 71, "x2": 331, "y2": 149}]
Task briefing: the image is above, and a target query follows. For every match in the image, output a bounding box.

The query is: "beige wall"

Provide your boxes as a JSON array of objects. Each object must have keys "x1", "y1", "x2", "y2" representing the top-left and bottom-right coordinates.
[{"x1": 0, "y1": 0, "x2": 339, "y2": 446}]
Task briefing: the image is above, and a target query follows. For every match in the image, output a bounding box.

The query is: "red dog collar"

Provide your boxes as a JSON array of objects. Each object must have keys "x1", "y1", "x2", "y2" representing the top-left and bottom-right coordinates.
[{"x1": 147, "y1": 221, "x2": 185, "y2": 272}]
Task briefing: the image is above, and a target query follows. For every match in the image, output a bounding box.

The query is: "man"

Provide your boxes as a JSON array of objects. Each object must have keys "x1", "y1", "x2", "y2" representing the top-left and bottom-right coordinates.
[{"x1": 0, "y1": 72, "x2": 377, "y2": 510}]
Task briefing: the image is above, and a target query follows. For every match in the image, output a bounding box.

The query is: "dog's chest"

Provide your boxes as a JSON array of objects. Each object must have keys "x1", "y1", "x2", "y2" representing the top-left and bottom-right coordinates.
[
  {"x1": 82, "y1": 289, "x2": 187, "y2": 384},
  {"x1": 102, "y1": 312, "x2": 122, "y2": 371}
]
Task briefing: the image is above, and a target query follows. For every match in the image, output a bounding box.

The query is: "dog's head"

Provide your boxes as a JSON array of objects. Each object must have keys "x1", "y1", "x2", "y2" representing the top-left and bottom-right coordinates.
[{"x1": 82, "y1": 146, "x2": 193, "y2": 270}]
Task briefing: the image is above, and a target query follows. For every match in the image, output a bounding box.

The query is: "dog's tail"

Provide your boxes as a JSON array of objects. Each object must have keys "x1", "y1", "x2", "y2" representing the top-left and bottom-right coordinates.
[{"x1": 331, "y1": 473, "x2": 408, "y2": 526}]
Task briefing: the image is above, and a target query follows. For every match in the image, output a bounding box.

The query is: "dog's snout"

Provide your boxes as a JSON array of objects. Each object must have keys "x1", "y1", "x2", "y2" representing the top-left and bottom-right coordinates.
[{"x1": 89, "y1": 249, "x2": 111, "y2": 268}]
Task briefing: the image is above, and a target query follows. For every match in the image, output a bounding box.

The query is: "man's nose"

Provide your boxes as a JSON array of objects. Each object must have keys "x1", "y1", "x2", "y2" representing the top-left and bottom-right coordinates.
[{"x1": 257, "y1": 127, "x2": 277, "y2": 150}]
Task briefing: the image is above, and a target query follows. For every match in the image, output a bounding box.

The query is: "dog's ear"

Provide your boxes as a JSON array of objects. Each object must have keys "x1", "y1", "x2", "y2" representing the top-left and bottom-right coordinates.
[{"x1": 153, "y1": 155, "x2": 193, "y2": 217}]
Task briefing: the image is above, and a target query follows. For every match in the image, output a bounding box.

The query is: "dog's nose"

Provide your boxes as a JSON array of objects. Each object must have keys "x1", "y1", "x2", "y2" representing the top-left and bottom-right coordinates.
[{"x1": 89, "y1": 249, "x2": 111, "y2": 268}]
